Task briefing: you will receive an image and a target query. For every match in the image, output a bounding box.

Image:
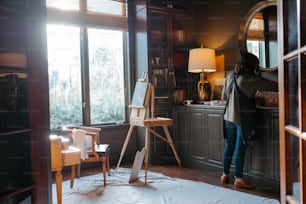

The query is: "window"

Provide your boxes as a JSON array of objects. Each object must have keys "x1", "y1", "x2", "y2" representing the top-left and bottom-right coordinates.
[
  {"x1": 47, "y1": 25, "x2": 82, "y2": 128},
  {"x1": 47, "y1": 0, "x2": 79, "y2": 10},
  {"x1": 247, "y1": 40, "x2": 266, "y2": 67},
  {"x1": 47, "y1": 0, "x2": 129, "y2": 129},
  {"x1": 88, "y1": 29, "x2": 125, "y2": 124}
]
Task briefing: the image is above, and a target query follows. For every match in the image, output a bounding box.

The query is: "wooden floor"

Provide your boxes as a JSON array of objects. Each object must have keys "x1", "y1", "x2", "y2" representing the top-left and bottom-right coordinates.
[{"x1": 59, "y1": 163, "x2": 280, "y2": 202}]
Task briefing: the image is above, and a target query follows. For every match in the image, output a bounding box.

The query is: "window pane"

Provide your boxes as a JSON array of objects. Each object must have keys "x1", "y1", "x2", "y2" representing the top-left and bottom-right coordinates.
[
  {"x1": 47, "y1": 0, "x2": 79, "y2": 10},
  {"x1": 286, "y1": 59, "x2": 299, "y2": 127},
  {"x1": 247, "y1": 40, "x2": 266, "y2": 68},
  {"x1": 87, "y1": 0, "x2": 127, "y2": 16},
  {"x1": 47, "y1": 25, "x2": 82, "y2": 129},
  {"x1": 284, "y1": 0, "x2": 298, "y2": 53},
  {"x1": 88, "y1": 29, "x2": 125, "y2": 124}
]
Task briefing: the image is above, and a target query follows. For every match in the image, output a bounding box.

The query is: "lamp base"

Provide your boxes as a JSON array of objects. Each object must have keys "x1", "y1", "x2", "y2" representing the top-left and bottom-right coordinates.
[{"x1": 197, "y1": 80, "x2": 211, "y2": 102}]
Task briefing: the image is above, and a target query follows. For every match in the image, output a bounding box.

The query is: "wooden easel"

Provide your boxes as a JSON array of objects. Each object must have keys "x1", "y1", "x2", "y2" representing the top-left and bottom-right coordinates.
[{"x1": 116, "y1": 73, "x2": 181, "y2": 183}]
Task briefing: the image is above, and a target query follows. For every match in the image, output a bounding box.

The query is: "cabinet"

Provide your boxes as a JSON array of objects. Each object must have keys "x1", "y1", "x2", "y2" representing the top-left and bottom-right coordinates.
[
  {"x1": 0, "y1": 74, "x2": 32, "y2": 204},
  {"x1": 0, "y1": 1, "x2": 50, "y2": 203},
  {"x1": 148, "y1": 8, "x2": 193, "y2": 106},
  {"x1": 132, "y1": 0, "x2": 193, "y2": 163},
  {"x1": 173, "y1": 105, "x2": 280, "y2": 187},
  {"x1": 173, "y1": 105, "x2": 224, "y2": 167},
  {"x1": 246, "y1": 108, "x2": 279, "y2": 182}
]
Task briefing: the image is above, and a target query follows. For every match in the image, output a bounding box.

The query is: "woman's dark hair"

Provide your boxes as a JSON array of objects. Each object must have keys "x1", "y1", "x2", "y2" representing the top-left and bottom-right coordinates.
[{"x1": 234, "y1": 52, "x2": 259, "y2": 74}]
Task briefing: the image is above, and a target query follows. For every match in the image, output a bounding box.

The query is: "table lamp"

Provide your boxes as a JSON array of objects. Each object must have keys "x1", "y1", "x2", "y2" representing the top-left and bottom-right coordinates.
[{"x1": 188, "y1": 48, "x2": 216, "y2": 102}]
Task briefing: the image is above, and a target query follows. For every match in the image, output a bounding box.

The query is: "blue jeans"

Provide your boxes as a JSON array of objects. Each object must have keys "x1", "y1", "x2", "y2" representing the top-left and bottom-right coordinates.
[{"x1": 223, "y1": 120, "x2": 247, "y2": 178}]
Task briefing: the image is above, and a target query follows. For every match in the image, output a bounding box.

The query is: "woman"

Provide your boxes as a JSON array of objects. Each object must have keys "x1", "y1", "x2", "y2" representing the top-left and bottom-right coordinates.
[{"x1": 221, "y1": 52, "x2": 277, "y2": 189}]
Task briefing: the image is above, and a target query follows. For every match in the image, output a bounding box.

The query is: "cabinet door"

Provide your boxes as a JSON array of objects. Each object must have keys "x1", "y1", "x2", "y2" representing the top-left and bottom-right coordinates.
[
  {"x1": 173, "y1": 106, "x2": 188, "y2": 163},
  {"x1": 171, "y1": 13, "x2": 193, "y2": 103},
  {"x1": 146, "y1": 7, "x2": 192, "y2": 163},
  {"x1": 272, "y1": 111, "x2": 280, "y2": 181},
  {"x1": 206, "y1": 109, "x2": 224, "y2": 166},
  {"x1": 188, "y1": 109, "x2": 206, "y2": 162},
  {"x1": 247, "y1": 109, "x2": 275, "y2": 180},
  {"x1": 149, "y1": 10, "x2": 169, "y2": 97},
  {"x1": 149, "y1": 98, "x2": 174, "y2": 164}
]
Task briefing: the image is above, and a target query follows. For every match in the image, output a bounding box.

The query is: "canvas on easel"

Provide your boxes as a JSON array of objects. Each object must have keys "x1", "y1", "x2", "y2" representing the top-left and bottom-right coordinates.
[
  {"x1": 130, "y1": 81, "x2": 150, "y2": 107},
  {"x1": 130, "y1": 80, "x2": 154, "y2": 122}
]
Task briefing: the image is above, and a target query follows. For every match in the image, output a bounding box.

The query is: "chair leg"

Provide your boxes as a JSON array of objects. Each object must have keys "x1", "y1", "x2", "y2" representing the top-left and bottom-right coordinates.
[
  {"x1": 106, "y1": 155, "x2": 110, "y2": 176},
  {"x1": 70, "y1": 165, "x2": 76, "y2": 188}
]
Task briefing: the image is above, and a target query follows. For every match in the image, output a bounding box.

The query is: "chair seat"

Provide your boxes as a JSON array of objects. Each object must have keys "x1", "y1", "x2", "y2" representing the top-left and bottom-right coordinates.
[{"x1": 95, "y1": 144, "x2": 110, "y2": 156}]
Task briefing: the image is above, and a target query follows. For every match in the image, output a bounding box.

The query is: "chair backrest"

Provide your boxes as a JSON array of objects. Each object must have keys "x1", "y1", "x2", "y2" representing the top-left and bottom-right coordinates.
[
  {"x1": 62, "y1": 125, "x2": 102, "y2": 161},
  {"x1": 63, "y1": 125, "x2": 102, "y2": 144}
]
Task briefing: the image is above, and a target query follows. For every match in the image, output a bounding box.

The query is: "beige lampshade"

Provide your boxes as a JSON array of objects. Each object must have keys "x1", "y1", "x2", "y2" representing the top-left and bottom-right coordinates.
[{"x1": 188, "y1": 48, "x2": 216, "y2": 73}]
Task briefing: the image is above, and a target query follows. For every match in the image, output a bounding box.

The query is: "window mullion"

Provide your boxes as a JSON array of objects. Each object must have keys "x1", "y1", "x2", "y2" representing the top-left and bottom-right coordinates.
[
  {"x1": 80, "y1": 0, "x2": 86, "y2": 12},
  {"x1": 80, "y1": 28, "x2": 91, "y2": 125}
]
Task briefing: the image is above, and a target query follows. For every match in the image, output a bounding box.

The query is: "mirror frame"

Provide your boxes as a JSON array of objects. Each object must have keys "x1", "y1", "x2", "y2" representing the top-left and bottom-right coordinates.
[{"x1": 238, "y1": 0, "x2": 278, "y2": 71}]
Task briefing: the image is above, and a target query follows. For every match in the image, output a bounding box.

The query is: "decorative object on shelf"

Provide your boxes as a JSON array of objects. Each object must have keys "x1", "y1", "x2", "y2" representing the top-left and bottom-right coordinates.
[
  {"x1": 173, "y1": 29, "x2": 185, "y2": 43},
  {"x1": 215, "y1": 55, "x2": 225, "y2": 71},
  {"x1": 188, "y1": 47, "x2": 216, "y2": 102},
  {"x1": 183, "y1": 99, "x2": 193, "y2": 105},
  {"x1": 0, "y1": 65, "x2": 26, "y2": 111},
  {"x1": 255, "y1": 91, "x2": 279, "y2": 107},
  {"x1": 173, "y1": 89, "x2": 186, "y2": 104},
  {"x1": 213, "y1": 78, "x2": 225, "y2": 100},
  {"x1": 173, "y1": 52, "x2": 187, "y2": 65}
]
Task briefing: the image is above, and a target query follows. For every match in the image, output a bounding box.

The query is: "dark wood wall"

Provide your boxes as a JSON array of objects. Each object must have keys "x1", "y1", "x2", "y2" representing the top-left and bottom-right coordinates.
[
  {"x1": 0, "y1": 0, "x2": 51, "y2": 203},
  {"x1": 192, "y1": 0, "x2": 262, "y2": 70}
]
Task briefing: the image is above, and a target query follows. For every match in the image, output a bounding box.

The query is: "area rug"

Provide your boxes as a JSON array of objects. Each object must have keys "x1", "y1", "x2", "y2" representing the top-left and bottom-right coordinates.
[{"x1": 52, "y1": 168, "x2": 280, "y2": 204}]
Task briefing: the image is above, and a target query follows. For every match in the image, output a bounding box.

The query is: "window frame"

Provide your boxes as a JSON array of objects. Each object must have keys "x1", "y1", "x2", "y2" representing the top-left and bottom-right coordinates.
[{"x1": 47, "y1": 0, "x2": 131, "y2": 127}]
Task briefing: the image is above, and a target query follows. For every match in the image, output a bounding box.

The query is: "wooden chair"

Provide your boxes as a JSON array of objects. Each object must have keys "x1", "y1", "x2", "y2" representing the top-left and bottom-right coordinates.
[
  {"x1": 50, "y1": 135, "x2": 81, "y2": 204},
  {"x1": 62, "y1": 125, "x2": 110, "y2": 186}
]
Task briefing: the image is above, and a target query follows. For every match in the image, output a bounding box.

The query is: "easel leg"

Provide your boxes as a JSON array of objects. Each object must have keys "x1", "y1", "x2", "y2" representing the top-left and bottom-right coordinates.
[
  {"x1": 144, "y1": 127, "x2": 150, "y2": 184},
  {"x1": 162, "y1": 125, "x2": 182, "y2": 167},
  {"x1": 116, "y1": 125, "x2": 135, "y2": 168}
]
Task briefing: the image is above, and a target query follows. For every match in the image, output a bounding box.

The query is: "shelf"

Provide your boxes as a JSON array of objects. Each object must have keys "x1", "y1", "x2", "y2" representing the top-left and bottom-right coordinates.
[
  {"x1": 0, "y1": 4, "x2": 26, "y2": 15},
  {"x1": 0, "y1": 67, "x2": 28, "y2": 74},
  {"x1": 0, "y1": 185, "x2": 34, "y2": 200},
  {"x1": 0, "y1": 128, "x2": 31, "y2": 136}
]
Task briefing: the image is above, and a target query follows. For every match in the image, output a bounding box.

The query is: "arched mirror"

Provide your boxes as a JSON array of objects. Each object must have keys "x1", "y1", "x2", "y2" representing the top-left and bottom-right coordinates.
[{"x1": 239, "y1": 0, "x2": 277, "y2": 71}]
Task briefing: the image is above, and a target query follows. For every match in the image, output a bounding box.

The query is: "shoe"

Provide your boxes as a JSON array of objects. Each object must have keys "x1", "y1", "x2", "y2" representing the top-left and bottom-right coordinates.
[
  {"x1": 220, "y1": 175, "x2": 229, "y2": 184},
  {"x1": 234, "y1": 178, "x2": 255, "y2": 189}
]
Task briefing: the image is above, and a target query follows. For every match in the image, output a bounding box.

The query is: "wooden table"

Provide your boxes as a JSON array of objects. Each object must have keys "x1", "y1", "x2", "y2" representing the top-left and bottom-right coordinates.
[{"x1": 50, "y1": 135, "x2": 80, "y2": 204}]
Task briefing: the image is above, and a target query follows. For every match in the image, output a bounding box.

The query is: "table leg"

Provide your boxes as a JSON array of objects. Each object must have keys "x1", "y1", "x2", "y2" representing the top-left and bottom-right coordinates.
[
  {"x1": 55, "y1": 171, "x2": 62, "y2": 204},
  {"x1": 116, "y1": 125, "x2": 135, "y2": 168}
]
